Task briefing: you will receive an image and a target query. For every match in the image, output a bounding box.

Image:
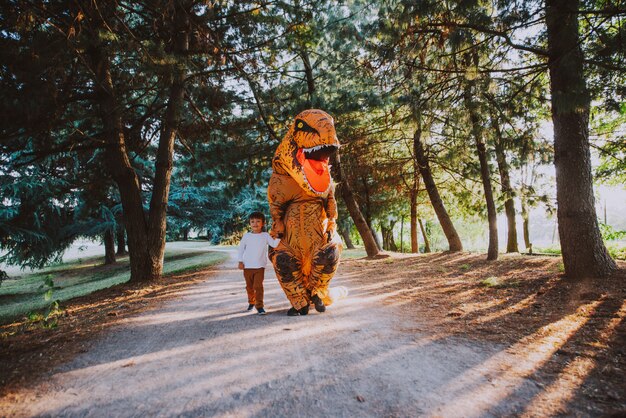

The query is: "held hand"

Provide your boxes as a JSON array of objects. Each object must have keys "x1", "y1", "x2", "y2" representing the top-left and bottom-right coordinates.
[
  {"x1": 270, "y1": 219, "x2": 285, "y2": 238},
  {"x1": 238, "y1": 262, "x2": 244, "y2": 270}
]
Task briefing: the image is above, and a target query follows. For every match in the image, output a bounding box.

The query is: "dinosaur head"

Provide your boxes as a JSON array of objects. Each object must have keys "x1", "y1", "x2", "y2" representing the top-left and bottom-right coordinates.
[{"x1": 272, "y1": 109, "x2": 340, "y2": 197}]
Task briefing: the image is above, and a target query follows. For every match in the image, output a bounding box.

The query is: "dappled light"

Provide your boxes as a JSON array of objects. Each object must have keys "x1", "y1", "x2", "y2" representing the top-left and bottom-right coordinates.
[
  {"x1": 520, "y1": 299, "x2": 626, "y2": 416},
  {"x1": 1, "y1": 0, "x2": 625, "y2": 415},
  {"x1": 3, "y1": 249, "x2": 624, "y2": 416},
  {"x1": 337, "y1": 251, "x2": 626, "y2": 415},
  {"x1": 431, "y1": 299, "x2": 601, "y2": 416}
]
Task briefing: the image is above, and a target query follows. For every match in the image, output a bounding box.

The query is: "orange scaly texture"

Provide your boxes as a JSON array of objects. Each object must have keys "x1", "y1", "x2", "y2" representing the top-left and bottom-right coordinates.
[{"x1": 268, "y1": 109, "x2": 342, "y2": 309}]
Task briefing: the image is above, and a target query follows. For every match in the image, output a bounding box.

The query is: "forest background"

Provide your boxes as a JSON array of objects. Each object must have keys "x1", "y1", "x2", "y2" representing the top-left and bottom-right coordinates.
[{"x1": 1, "y1": 0, "x2": 625, "y2": 284}]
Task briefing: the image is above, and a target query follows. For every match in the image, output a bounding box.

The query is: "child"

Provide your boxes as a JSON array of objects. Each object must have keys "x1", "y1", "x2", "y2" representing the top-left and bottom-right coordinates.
[{"x1": 237, "y1": 212, "x2": 281, "y2": 315}]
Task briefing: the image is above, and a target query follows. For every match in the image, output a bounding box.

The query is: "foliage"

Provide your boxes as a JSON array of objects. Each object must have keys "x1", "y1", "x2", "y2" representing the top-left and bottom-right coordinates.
[
  {"x1": 0, "y1": 0, "x2": 624, "y2": 272},
  {"x1": 593, "y1": 108, "x2": 626, "y2": 186},
  {"x1": 599, "y1": 222, "x2": 626, "y2": 241},
  {"x1": 480, "y1": 277, "x2": 500, "y2": 288},
  {"x1": 606, "y1": 243, "x2": 626, "y2": 261}
]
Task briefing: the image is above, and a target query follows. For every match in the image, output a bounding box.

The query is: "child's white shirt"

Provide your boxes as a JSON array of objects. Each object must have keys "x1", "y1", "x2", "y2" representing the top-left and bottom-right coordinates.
[{"x1": 237, "y1": 232, "x2": 281, "y2": 268}]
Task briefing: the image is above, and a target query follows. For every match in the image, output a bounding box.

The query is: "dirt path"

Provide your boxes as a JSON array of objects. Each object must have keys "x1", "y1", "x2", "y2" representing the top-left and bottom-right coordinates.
[{"x1": 3, "y1": 250, "x2": 584, "y2": 417}]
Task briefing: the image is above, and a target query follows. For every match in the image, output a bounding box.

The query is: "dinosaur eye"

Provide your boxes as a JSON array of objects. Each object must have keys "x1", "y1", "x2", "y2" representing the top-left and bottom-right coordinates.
[{"x1": 294, "y1": 119, "x2": 318, "y2": 134}]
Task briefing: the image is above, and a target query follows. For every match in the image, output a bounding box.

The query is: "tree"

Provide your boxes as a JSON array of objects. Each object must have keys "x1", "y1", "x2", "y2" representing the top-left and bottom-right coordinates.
[
  {"x1": 463, "y1": 72, "x2": 499, "y2": 260},
  {"x1": 545, "y1": 0, "x2": 617, "y2": 278},
  {"x1": 413, "y1": 128, "x2": 463, "y2": 252},
  {"x1": 491, "y1": 113, "x2": 519, "y2": 253},
  {"x1": 390, "y1": 0, "x2": 620, "y2": 275},
  {"x1": 332, "y1": 153, "x2": 381, "y2": 257}
]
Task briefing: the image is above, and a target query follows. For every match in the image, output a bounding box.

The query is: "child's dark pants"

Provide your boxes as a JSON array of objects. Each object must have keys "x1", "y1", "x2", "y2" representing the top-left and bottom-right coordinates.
[{"x1": 243, "y1": 268, "x2": 265, "y2": 309}]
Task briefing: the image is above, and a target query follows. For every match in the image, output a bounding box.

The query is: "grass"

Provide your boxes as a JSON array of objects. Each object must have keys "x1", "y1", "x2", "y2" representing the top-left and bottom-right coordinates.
[
  {"x1": 480, "y1": 276, "x2": 520, "y2": 289},
  {"x1": 480, "y1": 276, "x2": 500, "y2": 287},
  {"x1": 532, "y1": 246, "x2": 562, "y2": 256},
  {"x1": 533, "y1": 243, "x2": 626, "y2": 261},
  {"x1": 0, "y1": 249, "x2": 228, "y2": 322},
  {"x1": 341, "y1": 247, "x2": 369, "y2": 259},
  {"x1": 606, "y1": 243, "x2": 626, "y2": 261}
]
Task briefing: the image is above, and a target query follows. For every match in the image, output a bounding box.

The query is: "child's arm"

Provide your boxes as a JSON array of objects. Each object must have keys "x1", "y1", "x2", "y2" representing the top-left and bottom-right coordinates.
[
  {"x1": 237, "y1": 234, "x2": 246, "y2": 269},
  {"x1": 266, "y1": 232, "x2": 281, "y2": 249}
]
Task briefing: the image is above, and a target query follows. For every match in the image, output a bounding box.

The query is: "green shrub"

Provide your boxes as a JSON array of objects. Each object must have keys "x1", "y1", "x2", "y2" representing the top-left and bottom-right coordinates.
[
  {"x1": 480, "y1": 276, "x2": 520, "y2": 289},
  {"x1": 606, "y1": 243, "x2": 626, "y2": 261},
  {"x1": 480, "y1": 277, "x2": 499, "y2": 287},
  {"x1": 534, "y1": 246, "x2": 561, "y2": 255}
]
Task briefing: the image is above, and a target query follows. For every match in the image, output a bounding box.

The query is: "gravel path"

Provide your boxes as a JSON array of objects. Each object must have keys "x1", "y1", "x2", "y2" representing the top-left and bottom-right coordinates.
[{"x1": 6, "y1": 249, "x2": 544, "y2": 418}]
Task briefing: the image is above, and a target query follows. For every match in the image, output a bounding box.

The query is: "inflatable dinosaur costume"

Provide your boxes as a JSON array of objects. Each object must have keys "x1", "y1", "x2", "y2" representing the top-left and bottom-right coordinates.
[{"x1": 268, "y1": 109, "x2": 344, "y2": 315}]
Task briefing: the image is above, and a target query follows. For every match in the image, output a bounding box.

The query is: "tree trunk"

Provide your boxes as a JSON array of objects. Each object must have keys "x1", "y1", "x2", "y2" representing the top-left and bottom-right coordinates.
[
  {"x1": 116, "y1": 224, "x2": 126, "y2": 255},
  {"x1": 389, "y1": 220, "x2": 397, "y2": 251},
  {"x1": 381, "y1": 223, "x2": 389, "y2": 251},
  {"x1": 182, "y1": 228, "x2": 189, "y2": 241},
  {"x1": 410, "y1": 189, "x2": 419, "y2": 253},
  {"x1": 400, "y1": 216, "x2": 404, "y2": 253},
  {"x1": 521, "y1": 197, "x2": 531, "y2": 250},
  {"x1": 546, "y1": 0, "x2": 616, "y2": 278},
  {"x1": 419, "y1": 218, "x2": 431, "y2": 253},
  {"x1": 413, "y1": 127, "x2": 463, "y2": 252},
  {"x1": 492, "y1": 116, "x2": 519, "y2": 253},
  {"x1": 464, "y1": 83, "x2": 498, "y2": 260},
  {"x1": 104, "y1": 229, "x2": 116, "y2": 264},
  {"x1": 331, "y1": 153, "x2": 381, "y2": 257},
  {"x1": 146, "y1": 3, "x2": 189, "y2": 277},
  {"x1": 381, "y1": 221, "x2": 398, "y2": 252},
  {"x1": 370, "y1": 225, "x2": 382, "y2": 251},
  {"x1": 87, "y1": 32, "x2": 154, "y2": 281},
  {"x1": 339, "y1": 225, "x2": 355, "y2": 249},
  {"x1": 360, "y1": 176, "x2": 383, "y2": 251},
  {"x1": 87, "y1": 4, "x2": 189, "y2": 281}
]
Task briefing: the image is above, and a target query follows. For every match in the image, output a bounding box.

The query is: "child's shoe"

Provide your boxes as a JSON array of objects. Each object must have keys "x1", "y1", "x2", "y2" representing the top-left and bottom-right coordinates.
[
  {"x1": 299, "y1": 305, "x2": 310, "y2": 315},
  {"x1": 257, "y1": 307, "x2": 267, "y2": 315},
  {"x1": 287, "y1": 307, "x2": 300, "y2": 316},
  {"x1": 247, "y1": 304, "x2": 255, "y2": 311}
]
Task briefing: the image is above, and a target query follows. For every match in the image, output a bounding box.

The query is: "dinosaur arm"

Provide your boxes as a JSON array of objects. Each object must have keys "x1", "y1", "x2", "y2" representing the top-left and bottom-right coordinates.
[{"x1": 268, "y1": 174, "x2": 295, "y2": 238}]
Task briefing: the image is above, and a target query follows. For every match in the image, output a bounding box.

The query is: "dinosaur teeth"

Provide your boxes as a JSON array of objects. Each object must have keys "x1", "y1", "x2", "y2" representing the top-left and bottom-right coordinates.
[
  {"x1": 303, "y1": 145, "x2": 326, "y2": 153},
  {"x1": 302, "y1": 144, "x2": 339, "y2": 160}
]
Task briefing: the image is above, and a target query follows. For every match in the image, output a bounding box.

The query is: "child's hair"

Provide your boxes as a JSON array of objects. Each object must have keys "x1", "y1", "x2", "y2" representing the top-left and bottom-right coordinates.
[{"x1": 249, "y1": 211, "x2": 265, "y2": 224}]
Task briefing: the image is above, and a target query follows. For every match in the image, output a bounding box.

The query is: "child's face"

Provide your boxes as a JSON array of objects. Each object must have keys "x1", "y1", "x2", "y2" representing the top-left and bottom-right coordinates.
[{"x1": 249, "y1": 217, "x2": 264, "y2": 233}]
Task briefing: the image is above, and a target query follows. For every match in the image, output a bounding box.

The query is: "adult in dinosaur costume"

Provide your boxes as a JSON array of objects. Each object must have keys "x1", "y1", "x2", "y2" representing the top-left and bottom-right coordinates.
[{"x1": 268, "y1": 109, "x2": 343, "y2": 316}]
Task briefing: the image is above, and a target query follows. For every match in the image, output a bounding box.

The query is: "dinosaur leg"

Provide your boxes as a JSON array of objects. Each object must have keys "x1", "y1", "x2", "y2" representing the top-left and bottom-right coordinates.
[
  {"x1": 269, "y1": 246, "x2": 309, "y2": 310},
  {"x1": 308, "y1": 241, "x2": 342, "y2": 306}
]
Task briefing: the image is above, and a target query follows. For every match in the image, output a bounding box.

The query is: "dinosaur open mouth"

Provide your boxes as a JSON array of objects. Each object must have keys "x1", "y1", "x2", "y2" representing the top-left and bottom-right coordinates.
[
  {"x1": 303, "y1": 144, "x2": 338, "y2": 162},
  {"x1": 296, "y1": 145, "x2": 338, "y2": 193}
]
